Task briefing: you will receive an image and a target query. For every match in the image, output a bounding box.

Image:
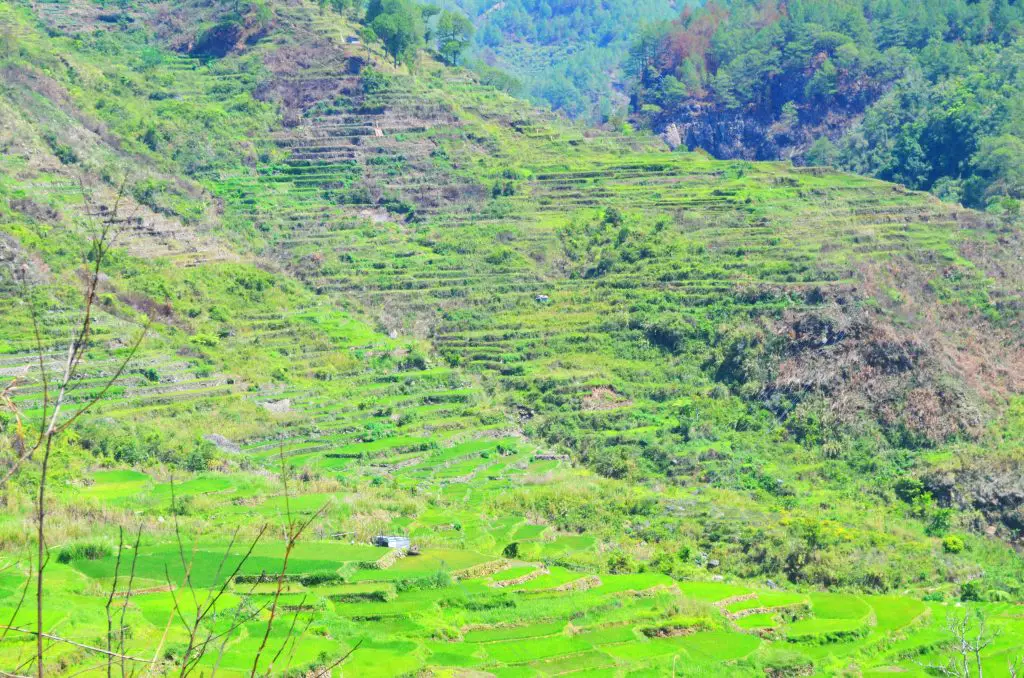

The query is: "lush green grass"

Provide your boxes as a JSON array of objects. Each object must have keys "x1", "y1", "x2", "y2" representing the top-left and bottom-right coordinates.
[{"x1": 464, "y1": 621, "x2": 565, "y2": 643}]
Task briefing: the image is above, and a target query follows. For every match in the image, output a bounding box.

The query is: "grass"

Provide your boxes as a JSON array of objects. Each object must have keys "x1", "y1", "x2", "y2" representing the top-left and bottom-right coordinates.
[
  {"x1": 810, "y1": 593, "x2": 871, "y2": 619},
  {"x1": 678, "y1": 582, "x2": 752, "y2": 602},
  {"x1": 464, "y1": 621, "x2": 566, "y2": 643}
]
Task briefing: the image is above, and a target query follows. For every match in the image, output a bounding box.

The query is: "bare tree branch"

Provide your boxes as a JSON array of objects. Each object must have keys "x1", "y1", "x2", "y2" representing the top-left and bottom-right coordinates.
[
  {"x1": 0, "y1": 626, "x2": 157, "y2": 663},
  {"x1": 119, "y1": 527, "x2": 143, "y2": 678},
  {"x1": 0, "y1": 553, "x2": 31, "y2": 643},
  {"x1": 311, "y1": 638, "x2": 364, "y2": 678},
  {"x1": 916, "y1": 609, "x2": 1000, "y2": 678},
  {"x1": 249, "y1": 450, "x2": 328, "y2": 677},
  {"x1": 106, "y1": 527, "x2": 125, "y2": 678}
]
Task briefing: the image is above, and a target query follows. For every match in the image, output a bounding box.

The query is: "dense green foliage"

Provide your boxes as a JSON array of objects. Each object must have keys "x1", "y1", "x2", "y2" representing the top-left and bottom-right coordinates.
[
  {"x1": 368, "y1": 0, "x2": 427, "y2": 66},
  {"x1": 389, "y1": 0, "x2": 1024, "y2": 210},
  {"x1": 627, "y1": 0, "x2": 1024, "y2": 211},
  {"x1": 0, "y1": 0, "x2": 1022, "y2": 674}
]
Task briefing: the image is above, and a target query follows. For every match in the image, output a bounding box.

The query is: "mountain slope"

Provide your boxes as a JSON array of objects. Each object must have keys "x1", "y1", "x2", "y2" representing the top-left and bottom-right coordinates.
[
  {"x1": 1, "y1": 0, "x2": 1023, "y2": 674},
  {"x1": 627, "y1": 0, "x2": 1024, "y2": 211}
]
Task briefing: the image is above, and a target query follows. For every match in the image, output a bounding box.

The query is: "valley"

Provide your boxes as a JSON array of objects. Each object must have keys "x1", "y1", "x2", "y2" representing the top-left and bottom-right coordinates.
[{"x1": 0, "y1": 0, "x2": 1022, "y2": 675}]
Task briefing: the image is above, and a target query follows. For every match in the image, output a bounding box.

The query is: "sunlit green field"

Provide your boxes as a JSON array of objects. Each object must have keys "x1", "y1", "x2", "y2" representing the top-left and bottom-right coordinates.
[{"x1": 3, "y1": 455, "x2": 1022, "y2": 676}]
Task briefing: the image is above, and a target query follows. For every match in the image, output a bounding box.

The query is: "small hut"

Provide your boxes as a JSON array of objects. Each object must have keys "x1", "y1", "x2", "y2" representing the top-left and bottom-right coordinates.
[{"x1": 372, "y1": 535, "x2": 411, "y2": 549}]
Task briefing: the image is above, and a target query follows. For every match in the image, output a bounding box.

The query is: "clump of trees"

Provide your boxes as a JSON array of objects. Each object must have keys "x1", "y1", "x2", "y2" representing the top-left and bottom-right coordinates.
[
  {"x1": 435, "y1": 9, "x2": 474, "y2": 66},
  {"x1": 363, "y1": 0, "x2": 473, "y2": 68},
  {"x1": 367, "y1": 0, "x2": 426, "y2": 67}
]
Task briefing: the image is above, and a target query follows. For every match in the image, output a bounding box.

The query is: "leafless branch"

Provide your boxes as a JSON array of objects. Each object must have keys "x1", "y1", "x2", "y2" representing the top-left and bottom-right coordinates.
[
  {"x1": 119, "y1": 527, "x2": 143, "y2": 678},
  {"x1": 249, "y1": 450, "x2": 328, "y2": 677},
  {"x1": 916, "y1": 609, "x2": 1000, "y2": 678},
  {"x1": 0, "y1": 553, "x2": 31, "y2": 643},
  {"x1": 106, "y1": 527, "x2": 125, "y2": 678},
  {"x1": 268, "y1": 596, "x2": 310, "y2": 671},
  {"x1": 310, "y1": 638, "x2": 364, "y2": 678},
  {"x1": 162, "y1": 477, "x2": 269, "y2": 677},
  {"x1": 0, "y1": 178, "x2": 152, "y2": 678},
  {"x1": 0, "y1": 626, "x2": 157, "y2": 664}
]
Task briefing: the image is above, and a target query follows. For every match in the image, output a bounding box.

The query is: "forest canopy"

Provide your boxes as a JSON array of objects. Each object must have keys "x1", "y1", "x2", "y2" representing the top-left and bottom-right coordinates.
[{"x1": 626, "y1": 0, "x2": 1024, "y2": 211}]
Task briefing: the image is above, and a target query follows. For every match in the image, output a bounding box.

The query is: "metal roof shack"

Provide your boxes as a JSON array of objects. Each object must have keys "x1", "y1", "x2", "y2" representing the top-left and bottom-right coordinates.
[{"x1": 372, "y1": 535, "x2": 411, "y2": 549}]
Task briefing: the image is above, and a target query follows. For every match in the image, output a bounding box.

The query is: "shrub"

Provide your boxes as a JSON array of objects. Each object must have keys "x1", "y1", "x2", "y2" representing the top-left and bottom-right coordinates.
[
  {"x1": 894, "y1": 477, "x2": 925, "y2": 503},
  {"x1": 170, "y1": 495, "x2": 194, "y2": 516},
  {"x1": 190, "y1": 333, "x2": 220, "y2": 348},
  {"x1": 208, "y1": 306, "x2": 229, "y2": 322},
  {"x1": 439, "y1": 591, "x2": 514, "y2": 611},
  {"x1": 185, "y1": 449, "x2": 211, "y2": 472},
  {"x1": 942, "y1": 535, "x2": 965, "y2": 554},
  {"x1": 361, "y1": 67, "x2": 392, "y2": 93},
  {"x1": 399, "y1": 350, "x2": 427, "y2": 370},
  {"x1": 926, "y1": 508, "x2": 954, "y2": 537},
  {"x1": 395, "y1": 570, "x2": 452, "y2": 592},
  {"x1": 329, "y1": 588, "x2": 396, "y2": 603},
  {"x1": 960, "y1": 580, "x2": 983, "y2": 602},
  {"x1": 43, "y1": 132, "x2": 78, "y2": 165},
  {"x1": 606, "y1": 550, "x2": 637, "y2": 574},
  {"x1": 57, "y1": 541, "x2": 112, "y2": 564},
  {"x1": 300, "y1": 570, "x2": 344, "y2": 586}
]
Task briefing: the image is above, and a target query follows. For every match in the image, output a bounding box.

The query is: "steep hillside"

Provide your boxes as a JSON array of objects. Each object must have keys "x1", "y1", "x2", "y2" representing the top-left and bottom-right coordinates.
[
  {"x1": 1, "y1": 0, "x2": 1024, "y2": 675},
  {"x1": 627, "y1": 0, "x2": 1024, "y2": 211}
]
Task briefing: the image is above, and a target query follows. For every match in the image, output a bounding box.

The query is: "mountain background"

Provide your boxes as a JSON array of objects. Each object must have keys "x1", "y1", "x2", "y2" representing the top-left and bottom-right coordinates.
[{"x1": 461, "y1": 0, "x2": 1024, "y2": 214}]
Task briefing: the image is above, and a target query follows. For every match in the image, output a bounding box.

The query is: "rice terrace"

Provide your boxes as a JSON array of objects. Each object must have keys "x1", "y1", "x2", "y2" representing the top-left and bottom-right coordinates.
[{"x1": 0, "y1": 0, "x2": 1023, "y2": 676}]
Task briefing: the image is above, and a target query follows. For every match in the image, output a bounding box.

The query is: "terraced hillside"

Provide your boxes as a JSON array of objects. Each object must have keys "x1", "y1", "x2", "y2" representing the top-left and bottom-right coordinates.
[{"x1": 1, "y1": 0, "x2": 1023, "y2": 675}]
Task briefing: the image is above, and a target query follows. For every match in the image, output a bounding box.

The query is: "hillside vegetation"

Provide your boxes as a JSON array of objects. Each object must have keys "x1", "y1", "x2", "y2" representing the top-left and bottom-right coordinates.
[
  {"x1": 444, "y1": 0, "x2": 679, "y2": 118},
  {"x1": 627, "y1": 0, "x2": 1024, "y2": 212},
  {"x1": 0, "y1": 0, "x2": 1023, "y2": 675},
  {"x1": 446, "y1": 0, "x2": 1024, "y2": 211}
]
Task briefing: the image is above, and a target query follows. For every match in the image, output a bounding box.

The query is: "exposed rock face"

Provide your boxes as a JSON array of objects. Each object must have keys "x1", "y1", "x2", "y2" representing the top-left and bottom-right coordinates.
[
  {"x1": 203, "y1": 434, "x2": 241, "y2": 454},
  {"x1": 924, "y1": 459, "x2": 1024, "y2": 537},
  {"x1": 261, "y1": 399, "x2": 292, "y2": 415},
  {"x1": 711, "y1": 296, "x2": 988, "y2": 446},
  {"x1": 655, "y1": 101, "x2": 857, "y2": 162},
  {"x1": 191, "y1": 21, "x2": 246, "y2": 58},
  {"x1": 660, "y1": 122, "x2": 682, "y2": 151},
  {"x1": 0, "y1": 232, "x2": 48, "y2": 289},
  {"x1": 668, "y1": 102, "x2": 781, "y2": 159},
  {"x1": 767, "y1": 307, "x2": 984, "y2": 443}
]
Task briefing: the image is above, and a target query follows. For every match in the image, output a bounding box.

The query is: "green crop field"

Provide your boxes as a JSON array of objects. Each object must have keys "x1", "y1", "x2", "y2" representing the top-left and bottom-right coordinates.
[{"x1": 0, "y1": 0, "x2": 1022, "y2": 675}]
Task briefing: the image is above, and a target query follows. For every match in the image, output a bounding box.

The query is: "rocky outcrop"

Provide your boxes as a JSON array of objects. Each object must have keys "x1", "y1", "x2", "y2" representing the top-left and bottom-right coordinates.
[
  {"x1": 923, "y1": 459, "x2": 1024, "y2": 537},
  {"x1": 653, "y1": 101, "x2": 859, "y2": 162},
  {"x1": 664, "y1": 101, "x2": 782, "y2": 160}
]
